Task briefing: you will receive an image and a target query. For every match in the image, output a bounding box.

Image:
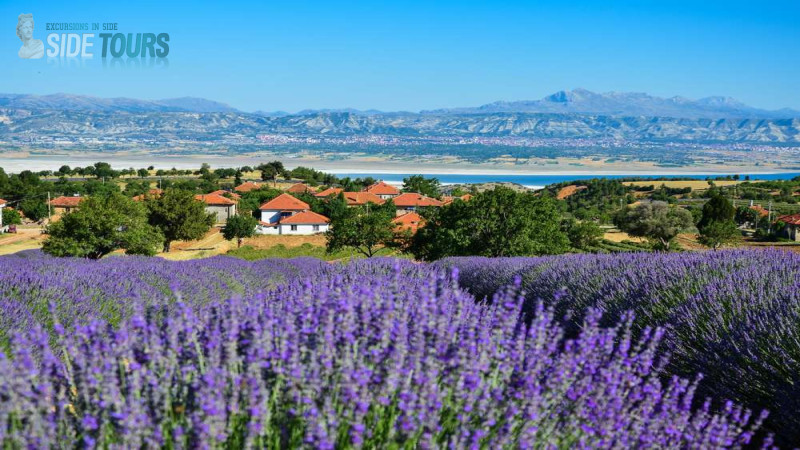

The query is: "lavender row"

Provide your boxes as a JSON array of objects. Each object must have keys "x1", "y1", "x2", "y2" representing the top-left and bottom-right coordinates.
[
  {"x1": 435, "y1": 249, "x2": 800, "y2": 444},
  {"x1": 0, "y1": 265, "x2": 765, "y2": 448}
]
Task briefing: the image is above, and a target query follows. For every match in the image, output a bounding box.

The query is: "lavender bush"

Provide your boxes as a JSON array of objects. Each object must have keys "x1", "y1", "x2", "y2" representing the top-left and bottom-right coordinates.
[
  {"x1": 437, "y1": 249, "x2": 800, "y2": 444},
  {"x1": 0, "y1": 253, "x2": 768, "y2": 448}
]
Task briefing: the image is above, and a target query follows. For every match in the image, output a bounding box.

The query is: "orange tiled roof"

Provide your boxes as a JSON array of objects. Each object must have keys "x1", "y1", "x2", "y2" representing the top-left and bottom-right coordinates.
[
  {"x1": 315, "y1": 187, "x2": 343, "y2": 198},
  {"x1": 132, "y1": 189, "x2": 164, "y2": 201},
  {"x1": 259, "y1": 193, "x2": 310, "y2": 211},
  {"x1": 286, "y1": 183, "x2": 313, "y2": 194},
  {"x1": 50, "y1": 196, "x2": 84, "y2": 208},
  {"x1": 234, "y1": 181, "x2": 264, "y2": 193},
  {"x1": 778, "y1": 213, "x2": 800, "y2": 226},
  {"x1": 279, "y1": 210, "x2": 330, "y2": 225},
  {"x1": 392, "y1": 211, "x2": 424, "y2": 232},
  {"x1": 393, "y1": 193, "x2": 443, "y2": 208},
  {"x1": 749, "y1": 205, "x2": 769, "y2": 217},
  {"x1": 209, "y1": 189, "x2": 241, "y2": 199},
  {"x1": 363, "y1": 181, "x2": 399, "y2": 196},
  {"x1": 195, "y1": 193, "x2": 237, "y2": 206},
  {"x1": 0, "y1": 198, "x2": 7, "y2": 205},
  {"x1": 343, "y1": 192, "x2": 385, "y2": 206}
]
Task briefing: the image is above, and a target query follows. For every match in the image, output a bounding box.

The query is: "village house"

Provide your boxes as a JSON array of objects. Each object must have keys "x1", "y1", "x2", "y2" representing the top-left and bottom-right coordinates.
[
  {"x1": 50, "y1": 195, "x2": 84, "y2": 214},
  {"x1": 363, "y1": 181, "x2": 400, "y2": 199},
  {"x1": 392, "y1": 193, "x2": 443, "y2": 215},
  {"x1": 392, "y1": 211, "x2": 424, "y2": 234},
  {"x1": 256, "y1": 193, "x2": 329, "y2": 235},
  {"x1": 777, "y1": 213, "x2": 800, "y2": 241},
  {"x1": 343, "y1": 192, "x2": 385, "y2": 207},
  {"x1": 234, "y1": 181, "x2": 264, "y2": 193},
  {"x1": 315, "y1": 187, "x2": 343, "y2": 198},
  {"x1": 208, "y1": 189, "x2": 241, "y2": 200},
  {"x1": 194, "y1": 193, "x2": 237, "y2": 224},
  {"x1": 131, "y1": 189, "x2": 164, "y2": 201},
  {"x1": 0, "y1": 198, "x2": 6, "y2": 231},
  {"x1": 442, "y1": 194, "x2": 473, "y2": 205},
  {"x1": 286, "y1": 183, "x2": 313, "y2": 194}
]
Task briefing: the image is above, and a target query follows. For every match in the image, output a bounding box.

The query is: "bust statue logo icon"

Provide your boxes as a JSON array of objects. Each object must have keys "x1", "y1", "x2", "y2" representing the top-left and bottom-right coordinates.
[{"x1": 17, "y1": 13, "x2": 44, "y2": 59}]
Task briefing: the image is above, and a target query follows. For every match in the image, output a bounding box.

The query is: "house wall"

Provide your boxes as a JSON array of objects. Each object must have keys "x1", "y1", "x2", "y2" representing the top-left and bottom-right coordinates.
[
  {"x1": 260, "y1": 209, "x2": 282, "y2": 224},
  {"x1": 206, "y1": 204, "x2": 235, "y2": 223},
  {"x1": 279, "y1": 223, "x2": 329, "y2": 235},
  {"x1": 256, "y1": 224, "x2": 280, "y2": 235}
]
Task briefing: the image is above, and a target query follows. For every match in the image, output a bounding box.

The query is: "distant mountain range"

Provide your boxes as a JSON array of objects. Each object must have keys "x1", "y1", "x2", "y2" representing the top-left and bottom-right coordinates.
[
  {"x1": 1, "y1": 89, "x2": 798, "y2": 119},
  {"x1": 0, "y1": 93, "x2": 239, "y2": 114},
  {"x1": 423, "y1": 88, "x2": 800, "y2": 119}
]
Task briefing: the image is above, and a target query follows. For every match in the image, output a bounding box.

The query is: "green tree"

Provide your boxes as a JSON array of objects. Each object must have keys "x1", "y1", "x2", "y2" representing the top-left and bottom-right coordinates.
[
  {"x1": 137, "y1": 168, "x2": 149, "y2": 178},
  {"x1": 697, "y1": 195, "x2": 735, "y2": 230},
  {"x1": 222, "y1": 214, "x2": 258, "y2": 248},
  {"x1": 145, "y1": 189, "x2": 215, "y2": 252},
  {"x1": 93, "y1": 162, "x2": 117, "y2": 179},
  {"x1": 257, "y1": 161, "x2": 285, "y2": 184},
  {"x1": 42, "y1": 193, "x2": 163, "y2": 259},
  {"x1": 411, "y1": 186, "x2": 569, "y2": 260},
  {"x1": 564, "y1": 219, "x2": 604, "y2": 250},
  {"x1": 19, "y1": 198, "x2": 49, "y2": 223},
  {"x1": 2, "y1": 208, "x2": 22, "y2": 225},
  {"x1": 326, "y1": 206, "x2": 396, "y2": 257},
  {"x1": 402, "y1": 175, "x2": 441, "y2": 199},
  {"x1": 613, "y1": 201, "x2": 693, "y2": 251},
  {"x1": 57, "y1": 165, "x2": 72, "y2": 176},
  {"x1": 698, "y1": 220, "x2": 741, "y2": 250}
]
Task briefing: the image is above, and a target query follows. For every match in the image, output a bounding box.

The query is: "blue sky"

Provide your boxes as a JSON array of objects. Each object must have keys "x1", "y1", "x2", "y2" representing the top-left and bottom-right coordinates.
[{"x1": 3, "y1": 0, "x2": 799, "y2": 112}]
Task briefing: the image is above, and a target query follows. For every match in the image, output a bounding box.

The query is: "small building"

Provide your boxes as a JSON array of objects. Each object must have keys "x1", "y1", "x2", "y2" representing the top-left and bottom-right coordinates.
[
  {"x1": 257, "y1": 210, "x2": 330, "y2": 235},
  {"x1": 50, "y1": 195, "x2": 84, "y2": 214},
  {"x1": 132, "y1": 189, "x2": 164, "y2": 201},
  {"x1": 195, "y1": 193, "x2": 237, "y2": 224},
  {"x1": 442, "y1": 194, "x2": 473, "y2": 205},
  {"x1": 392, "y1": 193, "x2": 443, "y2": 215},
  {"x1": 0, "y1": 198, "x2": 6, "y2": 231},
  {"x1": 208, "y1": 189, "x2": 241, "y2": 200},
  {"x1": 258, "y1": 193, "x2": 310, "y2": 224},
  {"x1": 286, "y1": 183, "x2": 313, "y2": 194},
  {"x1": 777, "y1": 213, "x2": 800, "y2": 241},
  {"x1": 363, "y1": 181, "x2": 400, "y2": 199},
  {"x1": 392, "y1": 211, "x2": 424, "y2": 234},
  {"x1": 315, "y1": 187, "x2": 343, "y2": 198},
  {"x1": 343, "y1": 192, "x2": 385, "y2": 207},
  {"x1": 234, "y1": 181, "x2": 264, "y2": 193}
]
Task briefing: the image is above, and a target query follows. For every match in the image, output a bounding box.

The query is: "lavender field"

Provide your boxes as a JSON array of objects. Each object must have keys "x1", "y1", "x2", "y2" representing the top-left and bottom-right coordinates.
[{"x1": 0, "y1": 250, "x2": 796, "y2": 447}]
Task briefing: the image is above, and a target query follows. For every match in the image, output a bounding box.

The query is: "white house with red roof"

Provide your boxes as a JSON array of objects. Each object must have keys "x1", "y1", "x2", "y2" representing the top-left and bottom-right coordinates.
[
  {"x1": 256, "y1": 193, "x2": 329, "y2": 235},
  {"x1": 363, "y1": 181, "x2": 400, "y2": 199},
  {"x1": 777, "y1": 213, "x2": 800, "y2": 241}
]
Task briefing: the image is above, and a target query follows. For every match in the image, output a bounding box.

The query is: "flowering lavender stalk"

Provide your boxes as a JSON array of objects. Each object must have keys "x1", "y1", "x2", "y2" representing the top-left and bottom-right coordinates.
[{"x1": 0, "y1": 260, "x2": 765, "y2": 448}]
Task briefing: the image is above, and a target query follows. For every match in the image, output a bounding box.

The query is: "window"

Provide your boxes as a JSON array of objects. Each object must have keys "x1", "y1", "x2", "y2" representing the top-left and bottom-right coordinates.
[
  {"x1": 313, "y1": 225, "x2": 320, "y2": 232},
  {"x1": 290, "y1": 225, "x2": 298, "y2": 231}
]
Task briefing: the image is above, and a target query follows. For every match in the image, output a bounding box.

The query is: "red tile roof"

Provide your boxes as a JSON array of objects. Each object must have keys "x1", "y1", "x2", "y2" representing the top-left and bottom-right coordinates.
[
  {"x1": 0, "y1": 198, "x2": 6, "y2": 205},
  {"x1": 50, "y1": 196, "x2": 84, "y2": 208},
  {"x1": 234, "y1": 181, "x2": 264, "y2": 193},
  {"x1": 343, "y1": 192, "x2": 385, "y2": 206},
  {"x1": 259, "y1": 193, "x2": 310, "y2": 211},
  {"x1": 279, "y1": 210, "x2": 330, "y2": 225},
  {"x1": 393, "y1": 193, "x2": 443, "y2": 208},
  {"x1": 195, "y1": 193, "x2": 237, "y2": 206},
  {"x1": 315, "y1": 187, "x2": 343, "y2": 198},
  {"x1": 363, "y1": 181, "x2": 399, "y2": 196},
  {"x1": 778, "y1": 213, "x2": 800, "y2": 226},
  {"x1": 749, "y1": 205, "x2": 769, "y2": 217},
  {"x1": 286, "y1": 183, "x2": 313, "y2": 194},
  {"x1": 392, "y1": 211, "x2": 424, "y2": 233},
  {"x1": 132, "y1": 189, "x2": 164, "y2": 201},
  {"x1": 209, "y1": 189, "x2": 241, "y2": 199}
]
